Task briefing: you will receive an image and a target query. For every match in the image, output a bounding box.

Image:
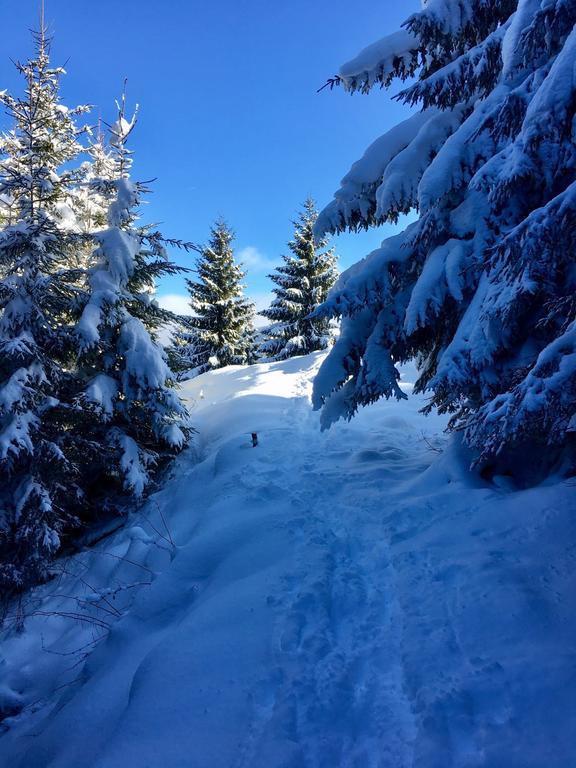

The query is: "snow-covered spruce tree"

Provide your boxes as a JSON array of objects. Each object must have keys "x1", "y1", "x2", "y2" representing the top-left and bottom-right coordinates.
[
  {"x1": 313, "y1": 0, "x2": 576, "y2": 477},
  {"x1": 75, "y1": 95, "x2": 189, "y2": 499},
  {"x1": 0, "y1": 29, "x2": 91, "y2": 590},
  {"x1": 72, "y1": 122, "x2": 118, "y2": 236},
  {"x1": 241, "y1": 322, "x2": 260, "y2": 365},
  {"x1": 173, "y1": 220, "x2": 257, "y2": 376},
  {"x1": 259, "y1": 198, "x2": 338, "y2": 361}
]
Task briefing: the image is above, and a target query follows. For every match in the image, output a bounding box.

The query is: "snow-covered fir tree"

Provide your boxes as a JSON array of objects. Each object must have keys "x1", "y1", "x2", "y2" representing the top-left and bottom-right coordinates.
[
  {"x1": 0, "y1": 36, "x2": 190, "y2": 591},
  {"x1": 312, "y1": 0, "x2": 576, "y2": 477},
  {"x1": 173, "y1": 220, "x2": 257, "y2": 376},
  {"x1": 75, "y1": 94, "x2": 189, "y2": 499},
  {"x1": 242, "y1": 324, "x2": 260, "y2": 365},
  {"x1": 0, "y1": 28, "x2": 90, "y2": 590},
  {"x1": 72, "y1": 121, "x2": 117, "y2": 236},
  {"x1": 259, "y1": 198, "x2": 338, "y2": 361}
]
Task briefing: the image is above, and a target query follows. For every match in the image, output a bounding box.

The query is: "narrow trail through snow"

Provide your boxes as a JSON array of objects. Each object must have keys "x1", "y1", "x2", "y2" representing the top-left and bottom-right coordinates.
[
  {"x1": 1, "y1": 353, "x2": 574, "y2": 768},
  {"x1": 229, "y1": 375, "x2": 422, "y2": 768}
]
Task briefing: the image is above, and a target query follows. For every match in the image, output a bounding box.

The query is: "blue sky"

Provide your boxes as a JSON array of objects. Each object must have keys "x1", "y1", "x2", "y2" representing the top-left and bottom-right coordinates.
[{"x1": 2, "y1": 0, "x2": 419, "y2": 316}]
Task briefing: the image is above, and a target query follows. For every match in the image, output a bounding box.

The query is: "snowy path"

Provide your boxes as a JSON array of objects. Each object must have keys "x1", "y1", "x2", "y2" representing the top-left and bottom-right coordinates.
[
  {"x1": 228, "y1": 381, "x2": 421, "y2": 768},
  {"x1": 1, "y1": 354, "x2": 575, "y2": 767}
]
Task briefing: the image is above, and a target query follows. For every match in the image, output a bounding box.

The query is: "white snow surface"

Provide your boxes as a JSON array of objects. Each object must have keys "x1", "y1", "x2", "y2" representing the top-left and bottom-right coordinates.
[
  {"x1": 0, "y1": 353, "x2": 575, "y2": 767},
  {"x1": 339, "y1": 28, "x2": 418, "y2": 87}
]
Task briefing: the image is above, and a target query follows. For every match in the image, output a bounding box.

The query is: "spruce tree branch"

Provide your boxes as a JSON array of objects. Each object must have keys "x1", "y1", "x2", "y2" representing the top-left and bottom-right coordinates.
[{"x1": 317, "y1": 76, "x2": 342, "y2": 93}]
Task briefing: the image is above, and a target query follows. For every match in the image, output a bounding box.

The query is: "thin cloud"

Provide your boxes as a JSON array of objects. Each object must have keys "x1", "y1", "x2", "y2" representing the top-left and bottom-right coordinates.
[
  {"x1": 250, "y1": 291, "x2": 274, "y2": 328},
  {"x1": 156, "y1": 293, "x2": 191, "y2": 315},
  {"x1": 237, "y1": 246, "x2": 275, "y2": 274}
]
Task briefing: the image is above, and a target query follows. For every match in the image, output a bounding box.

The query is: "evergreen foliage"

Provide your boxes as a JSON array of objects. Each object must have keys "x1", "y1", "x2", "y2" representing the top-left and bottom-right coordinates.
[
  {"x1": 313, "y1": 0, "x2": 576, "y2": 477},
  {"x1": 259, "y1": 198, "x2": 338, "y2": 361},
  {"x1": 0, "y1": 34, "x2": 189, "y2": 592},
  {"x1": 172, "y1": 220, "x2": 257, "y2": 376},
  {"x1": 75, "y1": 94, "x2": 190, "y2": 500},
  {"x1": 0, "y1": 29, "x2": 90, "y2": 589}
]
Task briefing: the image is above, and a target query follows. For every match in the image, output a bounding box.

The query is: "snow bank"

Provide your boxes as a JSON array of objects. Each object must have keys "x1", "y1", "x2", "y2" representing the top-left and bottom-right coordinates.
[{"x1": 0, "y1": 353, "x2": 574, "y2": 767}]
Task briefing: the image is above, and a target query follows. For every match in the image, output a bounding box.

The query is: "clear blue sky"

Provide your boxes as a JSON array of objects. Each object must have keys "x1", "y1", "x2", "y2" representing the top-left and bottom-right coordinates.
[{"x1": 2, "y1": 1, "x2": 419, "y2": 315}]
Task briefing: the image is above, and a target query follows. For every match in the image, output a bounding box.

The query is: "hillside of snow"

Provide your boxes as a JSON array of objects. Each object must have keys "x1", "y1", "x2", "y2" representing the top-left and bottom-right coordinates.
[{"x1": 0, "y1": 353, "x2": 574, "y2": 767}]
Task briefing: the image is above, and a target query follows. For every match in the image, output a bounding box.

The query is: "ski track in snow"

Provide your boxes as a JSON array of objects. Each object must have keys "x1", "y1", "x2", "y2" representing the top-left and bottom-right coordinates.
[{"x1": 0, "y1": 353, "x2": 575, "y2": 768}]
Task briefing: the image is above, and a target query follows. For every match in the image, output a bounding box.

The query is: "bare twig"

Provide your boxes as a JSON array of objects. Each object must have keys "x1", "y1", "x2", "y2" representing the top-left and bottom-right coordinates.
[
  {"x1": 41, "y1": 634, "x2": 105, "y2": 658},
  {"x1": 154, "y1": 502, "x2": 175, "y2": 548},
  {"x1": 4, "y1": 610, "x2": 111, "y2": 632},
  {"x1": 420, "y1": 430, "x2": 444, "y2": 454},
  {"x1": 317, "y1": 75, "x2": 342, "y2": 93},
  {"x1": 94, "y1": 551, "x2": 156, "y2": 576}
]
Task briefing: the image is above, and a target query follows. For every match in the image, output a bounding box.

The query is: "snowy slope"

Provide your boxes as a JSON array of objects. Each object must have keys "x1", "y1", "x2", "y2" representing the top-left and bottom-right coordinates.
[{"x1": 0, "y1": 353, "x2": 575, "y2": 767}]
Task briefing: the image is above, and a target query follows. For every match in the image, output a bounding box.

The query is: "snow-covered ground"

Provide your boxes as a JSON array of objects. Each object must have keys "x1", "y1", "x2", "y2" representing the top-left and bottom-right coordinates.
[{"x1": 0, "y1": 353, "x2": 574, "y2": 767}]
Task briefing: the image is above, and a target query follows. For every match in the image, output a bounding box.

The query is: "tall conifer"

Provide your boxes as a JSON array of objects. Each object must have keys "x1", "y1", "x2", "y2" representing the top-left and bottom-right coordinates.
[
  {"x1": 0, "y1": 25, "x2": 90, "y2": 589},
  {"x1": 173, "y1": 220, "x2": 256, "y2": 376},
  {"x1": 75, "y1": 94, "x2": 189, "y2": 499},
  {"x1": 260, "y1": 198, "x2": 337, "y2": 361},
  {"x1": 313, "y1": 0, "x2": 576, "y2": 476}
]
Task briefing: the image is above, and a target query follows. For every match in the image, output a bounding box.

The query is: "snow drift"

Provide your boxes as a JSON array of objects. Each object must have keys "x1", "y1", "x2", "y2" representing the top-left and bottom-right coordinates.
[{"x1": 0, "y1": 353, "x2": 574, "y2": 767}]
